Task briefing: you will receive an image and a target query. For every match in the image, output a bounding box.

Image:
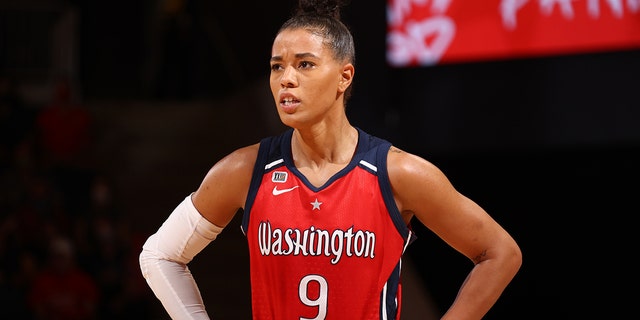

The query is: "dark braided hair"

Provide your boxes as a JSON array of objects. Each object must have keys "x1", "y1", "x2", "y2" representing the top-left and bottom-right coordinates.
[{"x1": 278, "y1": 0, "x2": 355, "y2": 101}]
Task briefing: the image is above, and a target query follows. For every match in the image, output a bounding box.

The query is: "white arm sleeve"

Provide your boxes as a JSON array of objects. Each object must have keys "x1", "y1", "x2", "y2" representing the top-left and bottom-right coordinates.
[{"x1": 139, "y1": 194, "x2": 223, "y2": 320}]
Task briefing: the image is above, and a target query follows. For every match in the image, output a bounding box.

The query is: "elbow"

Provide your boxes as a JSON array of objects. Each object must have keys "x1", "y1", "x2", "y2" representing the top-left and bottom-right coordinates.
[
  {"x1": 506, "y1": 240, "x2": 523, "y2": 277},
  {"x1": 139, "y1": 234, "x2": 164, "y2": 280},
  {"x1": 139, "y1": 244, "x2": 157, "y2": 280}
]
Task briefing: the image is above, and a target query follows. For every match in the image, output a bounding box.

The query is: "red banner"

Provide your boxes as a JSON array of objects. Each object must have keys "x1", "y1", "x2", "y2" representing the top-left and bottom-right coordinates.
[{"x1": 387, "y1": 0, "x2": 640, "y2": 66}]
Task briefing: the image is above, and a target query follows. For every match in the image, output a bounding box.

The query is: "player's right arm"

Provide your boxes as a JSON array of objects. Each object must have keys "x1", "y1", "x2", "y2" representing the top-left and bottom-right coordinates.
[
  {"x1": 191, "y1": 143, "x2": 259, "y2": 227},
  {"x1": 139, "y1": 143, "x2": 259, "y2": 319}
]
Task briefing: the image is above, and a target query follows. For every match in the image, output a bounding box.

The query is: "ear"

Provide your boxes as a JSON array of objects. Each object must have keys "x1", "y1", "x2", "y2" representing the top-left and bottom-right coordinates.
[{"x1": 338, "y1": 63, "x2": 354, "y2": 93}]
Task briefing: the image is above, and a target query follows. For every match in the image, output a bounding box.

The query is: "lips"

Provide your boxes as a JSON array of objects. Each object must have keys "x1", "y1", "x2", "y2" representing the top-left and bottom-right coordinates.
[{"x1": 279, "y1": 93, "x2": 300, "y2": 113}]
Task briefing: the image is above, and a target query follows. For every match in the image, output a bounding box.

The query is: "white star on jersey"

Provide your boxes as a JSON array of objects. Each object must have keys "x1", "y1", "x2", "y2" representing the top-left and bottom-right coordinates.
[{"x1": 310, "y1": 198, "x2": 322, "y2": 210}]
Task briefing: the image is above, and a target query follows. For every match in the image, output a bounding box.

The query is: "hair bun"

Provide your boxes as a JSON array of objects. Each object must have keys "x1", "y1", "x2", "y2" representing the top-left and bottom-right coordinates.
[{"x1": 297, "y1": 0, "x2": 349, "y2": 19}]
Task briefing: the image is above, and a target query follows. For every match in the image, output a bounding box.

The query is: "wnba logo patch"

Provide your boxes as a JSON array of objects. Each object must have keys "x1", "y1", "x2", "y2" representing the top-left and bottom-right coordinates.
[{"x1": 272, "y1": 171, "x2": 288, "y2": 183}]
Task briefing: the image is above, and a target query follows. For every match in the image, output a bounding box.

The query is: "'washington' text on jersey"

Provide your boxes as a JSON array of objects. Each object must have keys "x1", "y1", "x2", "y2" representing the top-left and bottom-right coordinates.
[{"x1": 257, "y1": 220, "x2": 376, "y2": 264}]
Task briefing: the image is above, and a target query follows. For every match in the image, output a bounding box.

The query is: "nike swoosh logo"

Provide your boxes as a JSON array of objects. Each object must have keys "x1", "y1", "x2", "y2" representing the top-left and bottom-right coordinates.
[{"x1": 272, "y1": 185, "x2": 299, "y2": 196}]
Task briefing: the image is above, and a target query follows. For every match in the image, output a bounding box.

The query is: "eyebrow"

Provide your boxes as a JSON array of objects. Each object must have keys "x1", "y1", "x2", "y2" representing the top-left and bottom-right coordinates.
[{"x1": 270, "y1": 52, "x2": 319, "y2": 62}]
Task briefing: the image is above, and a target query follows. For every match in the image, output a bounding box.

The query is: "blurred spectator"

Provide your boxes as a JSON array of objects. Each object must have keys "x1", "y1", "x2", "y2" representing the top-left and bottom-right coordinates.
[
  {"x1": 35, "y1": 77, "x2": 95, "y2": 217},
  {"x1": 0, "y1": 74, "x2": 36, "y2": 174},
  {"x1": 28, "y1": 236, "x2": 100, "y2": 320},
  {"x1": 88, "y1": 173, "x2": 117, "y2": 218},
  {"x1": 0, "y1": 212, "x2": 40, "y2": 318},
  {"x1": 35, "y1": 77, "x2": 92, "y2": 168}
]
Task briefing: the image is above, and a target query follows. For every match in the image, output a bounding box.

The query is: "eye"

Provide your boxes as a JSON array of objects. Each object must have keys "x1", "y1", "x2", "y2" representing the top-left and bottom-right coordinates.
[
  {"x1": 270, "y1": 63, "x2": 283, "y2": 72},
  {"x1": 298, "y1": 61, "x2": 315, "y2": 69}
]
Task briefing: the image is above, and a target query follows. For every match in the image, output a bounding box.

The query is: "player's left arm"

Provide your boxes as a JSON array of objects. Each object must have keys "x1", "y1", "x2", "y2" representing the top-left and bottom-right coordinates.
[{"x1": 387, "y1": 146, "x2": 522, "y2": 320}]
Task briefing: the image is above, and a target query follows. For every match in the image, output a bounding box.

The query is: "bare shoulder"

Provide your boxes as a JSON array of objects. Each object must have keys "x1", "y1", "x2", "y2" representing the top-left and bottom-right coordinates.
[
  {"x1": 215, "y1": 143, "x2": 260, "y2": 173},
  {"x1": 387, "y1": 146, "x2": 449, "y2": 185},
  {"x1": 386, "y1": 145, "x2": 457, "y2": 215},
  {"x1": 198, "y1": 143, "x2": 260, "y2": 186},
  {"x1": 201, "y1": 143, "x2": 259, "y2": 188},
  {"x1": 191, "y1": 143, "x2": 260, "y2": 227}
]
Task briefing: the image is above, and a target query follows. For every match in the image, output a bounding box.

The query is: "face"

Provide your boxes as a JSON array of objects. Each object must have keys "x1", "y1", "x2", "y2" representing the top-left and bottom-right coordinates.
[{"x1": 270, "y1": 28, "x2": 353, "y2": 128}]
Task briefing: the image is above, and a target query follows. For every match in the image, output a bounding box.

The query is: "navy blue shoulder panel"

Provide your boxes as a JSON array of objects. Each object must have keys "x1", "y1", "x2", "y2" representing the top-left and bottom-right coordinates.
[
  {"x1": 241, "y1": 129, "x2": 293, "y2": 234},
  {"x1": 355, "y1": 128, "x2": 412, "y2": 243}
]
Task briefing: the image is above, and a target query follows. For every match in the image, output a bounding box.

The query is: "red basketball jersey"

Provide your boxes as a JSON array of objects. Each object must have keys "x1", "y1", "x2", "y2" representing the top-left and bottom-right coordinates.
[{"x1": 241, "y1": 128, "x2": 414, "y2": 320}]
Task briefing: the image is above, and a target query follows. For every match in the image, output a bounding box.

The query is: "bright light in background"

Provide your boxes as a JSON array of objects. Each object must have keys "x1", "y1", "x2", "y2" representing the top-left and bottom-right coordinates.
[{"x1": 387, "y1": 0, "x2": 640, "y2": 67}]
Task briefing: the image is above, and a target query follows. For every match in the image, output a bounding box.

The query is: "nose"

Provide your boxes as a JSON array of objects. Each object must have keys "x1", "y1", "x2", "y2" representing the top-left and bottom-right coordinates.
[{"x1": 280, "y1": 66, "x2": 296, "y2": 88}]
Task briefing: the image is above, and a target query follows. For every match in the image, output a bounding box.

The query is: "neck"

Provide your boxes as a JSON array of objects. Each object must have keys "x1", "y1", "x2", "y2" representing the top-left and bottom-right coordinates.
[{"x1": 291, "y1": 123, "x2": 358, "y2": 167}]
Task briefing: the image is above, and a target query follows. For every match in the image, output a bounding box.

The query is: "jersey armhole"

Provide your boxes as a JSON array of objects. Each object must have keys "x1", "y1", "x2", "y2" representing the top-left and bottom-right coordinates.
[
  {"x1": 241, "y1": 137, "x2": 273, "y2": 234},
  {"x1": 377, "y1": 143, "x2": 416, "y2": 246}
]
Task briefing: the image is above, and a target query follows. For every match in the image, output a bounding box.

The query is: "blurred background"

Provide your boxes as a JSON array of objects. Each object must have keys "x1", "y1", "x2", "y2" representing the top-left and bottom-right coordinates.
[{"x1": 1, "y1": 0, "x2": 638, "y2": 319}]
